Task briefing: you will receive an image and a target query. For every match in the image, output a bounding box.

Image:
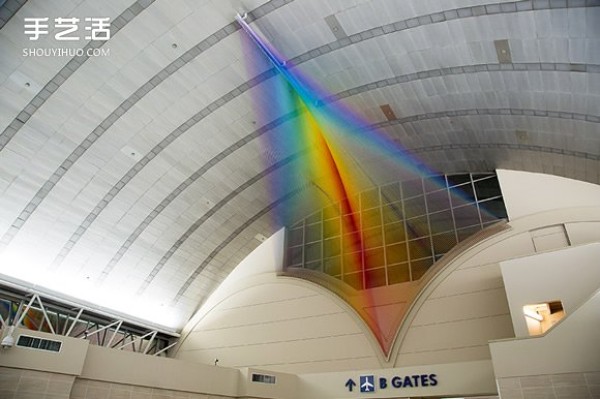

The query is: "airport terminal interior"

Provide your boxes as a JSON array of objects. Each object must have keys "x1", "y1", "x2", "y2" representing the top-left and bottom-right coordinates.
[{"x1": 0, "y1": 0, "x2": 599, "y2": 398}]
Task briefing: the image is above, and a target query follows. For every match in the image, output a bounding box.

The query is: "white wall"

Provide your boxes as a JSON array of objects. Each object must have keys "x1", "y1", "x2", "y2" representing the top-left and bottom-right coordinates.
[
  {"x1": 177, "y1": 228, "x2": 286, "y2": 344},
  {"x1": 80, "y1": 345, "x2": 241, "y2": 397},
  {"x1": 0, "y1": 327, "x2": 88, "y2": 375},
  {"x1": 497, "y1": 169, "x2": 600, "y2": 221},
  {"x1": 490, "y1": 288, "x2": 600, "y2": 378},
  {"x1": 175, "y1": 275, "x2": 383, "y2": 373},
  {"x1": 500, "y1": 243, "x2": 600, "y2": 338}
]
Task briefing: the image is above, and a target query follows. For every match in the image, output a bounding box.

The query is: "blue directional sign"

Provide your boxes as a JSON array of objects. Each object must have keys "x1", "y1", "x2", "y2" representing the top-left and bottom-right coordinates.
[
  {"x1": 359, "y1": 375, "x2": 375, "y2": 393},
  {"x1": 346, "y1": 373, "x2": 439, "y2": 392}
]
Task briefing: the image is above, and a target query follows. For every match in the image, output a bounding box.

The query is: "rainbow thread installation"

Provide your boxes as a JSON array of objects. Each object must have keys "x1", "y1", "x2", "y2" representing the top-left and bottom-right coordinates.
[{"x1": 236, "y1": 14, "x2": 497, "y2": 355}]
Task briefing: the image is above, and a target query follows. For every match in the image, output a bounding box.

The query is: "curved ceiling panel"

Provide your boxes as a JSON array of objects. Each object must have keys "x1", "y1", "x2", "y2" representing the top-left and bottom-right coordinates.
[{"x1": 0, "y1": 0, "x2": 598, "y2": 331}]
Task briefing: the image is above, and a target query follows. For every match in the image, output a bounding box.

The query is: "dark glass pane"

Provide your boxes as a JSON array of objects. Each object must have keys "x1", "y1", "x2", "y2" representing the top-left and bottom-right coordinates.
[
  {"x1": 343, "y1": 251, "x2": 362, "y2": 271},
  {"x1": 479, "y1": 198, "x2": 508, "y2": 219},
  {"x1": 323, "y1": 237, "x2": 341, "y2": 258},
  {"x1": 432, "y1": 232, "x2": 457, "y2": 256},
  {"x1": 323, "y1": 203, "x2": 340, "y2": 219},
  {"x1": 288, "y1": 246, "x2": 303, "y2": 266},
  {"x1": 423, "y1": 175, "x2": 445, "y2": 192},
  {"x1": 39, "y1": 339, "x2": 51, "y2": 350},
  {"x1": 408, "y1": 237, "x2": 432, "y2": 259},
  {"x1": 362, "y1": 207, "x2": 382, "y2": 228},
  {"x1": 323, "y1": 218, "x2": 340, "y2": 238},
  {"x1": 474, "y1": 176, "x2": 501, "y2": 201},
  {"x1": 453, "y1": 205, "x2": 481, "y2": 229},
  {"x1": 405, "y1": 216, "x2": 429, "y2": 239},
  {"x1": 426, "y1": 189, "x2": 451, "y2": 213},
  {"x1": 361, "y1": 188, "x2": 380, "y2": 210},
  {"x1": 305, "y1": 223, "x2": 321, "y2": 243},
  {"x1": 363, "y1": 226, "x2": 383, "y2": 248},
  {"x1": 388, "y1": 263, "x2": 410, "y2": 284},
  {"x1": 446, "y1": 174, "x2": 471, "y2": 187},
  {"x1": 341, "y1": 214, "x2": 359, "y2": 233},
  {"x1": 365, "y1": 247, "x2": 385, "y2": 269},
  {"x1": 382, "y1": 203, "x2": 403, "y2": 224},
  {"x1": 381, "y1": 183, "x2": 401, "y2": 204},
  {"x1": 365, "y1": 268, "x2": 387, "y2": 288},
  {"x1": 386, "y1": 242, "x2": 408, "y2": 264},
  {"x1": 411, "y1": 257, "x2": 434, "y2": 280},
  {"x1": 343, "y1": 272, "x2": 363, "y2": 290},
  {"x1": 404, "y1": 195, "x2": 426, "y2": 217},
  {"x1": 402, "y1": 178, "x2": 423, "y2": 198},
  {"x1": 305, "y1": 242, "x2": 321, "y2": 263},
  {"x1": 324, "y1": 256, "x2": 341, "y2": 276},
  {"x1": 450, "y1": 183, "x2": 476, "y2": 205},
  {"x1": 288, "y1": 227, "x2": 303, "y2": 246},
  {"x1": 384, "y1": 222, "x2": 406, "y2": 244},
  {"x1": 343, "y1": 232, "x2": 361, "y2": 252},
  {"x1": 17, "y1": 335, "x2": 33, "y2": 347},
  {"x1": 428, "y1": 210, "x2": 454, "y2": 234},
  {"x1": 47, "y1": 341, "x2": 61, "y2": 352}
]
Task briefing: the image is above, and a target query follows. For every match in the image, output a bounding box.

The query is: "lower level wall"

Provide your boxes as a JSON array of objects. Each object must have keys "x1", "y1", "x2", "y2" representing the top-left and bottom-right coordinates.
[
  {"x1": 0, "y1": 367, "x2": 75, "y2": 399},
  {"x1": 70, "y1": 378, "x2": 227, "y2": 399},
  {"x1": 497, "y1": 372, "x2": 600, "y2": 399},
  {"x1": 0, "y1": 369, "x2": 270, "y2": 399}
]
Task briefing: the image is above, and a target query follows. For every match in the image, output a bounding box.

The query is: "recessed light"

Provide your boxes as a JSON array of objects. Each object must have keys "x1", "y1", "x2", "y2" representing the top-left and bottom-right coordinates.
[
  {"x1": 171, "y1": 43, "x2": 178, "y2": 49},
  {"x1": 121, "y1": 145, "x2": 142, "y2": 161},
  {"x1": 25, "y1": 82, "x2": 30, "y2": 87}
]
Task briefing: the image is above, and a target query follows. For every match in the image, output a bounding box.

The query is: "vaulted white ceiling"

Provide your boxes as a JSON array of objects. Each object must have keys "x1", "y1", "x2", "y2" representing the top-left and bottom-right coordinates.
[{"x1": 0, "y1": 0, "x2": 598, "y2": 332}]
